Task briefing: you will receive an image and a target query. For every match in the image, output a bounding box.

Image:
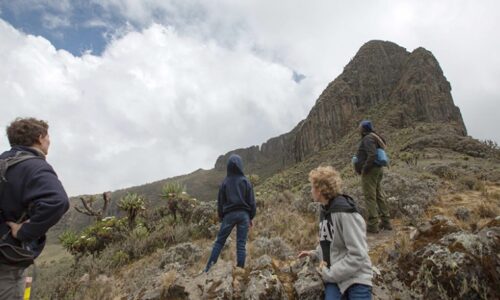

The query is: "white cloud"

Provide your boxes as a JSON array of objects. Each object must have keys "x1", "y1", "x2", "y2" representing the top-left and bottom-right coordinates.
[
  {"x1": 1, "y1": 0, "x2": 500, "y2": 195},
  {"x1": 0, "y1": 20, "x2": 315, "y2": 196}
]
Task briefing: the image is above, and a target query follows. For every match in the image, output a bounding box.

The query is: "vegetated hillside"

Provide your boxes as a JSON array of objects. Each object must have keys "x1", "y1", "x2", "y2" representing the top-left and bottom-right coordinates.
[
  {"x1": 36, "y1": 122, "x2": 500, "y2": 299},
  {"x1": 36, "y1": 40, "x2": 500, "y2": 299}
]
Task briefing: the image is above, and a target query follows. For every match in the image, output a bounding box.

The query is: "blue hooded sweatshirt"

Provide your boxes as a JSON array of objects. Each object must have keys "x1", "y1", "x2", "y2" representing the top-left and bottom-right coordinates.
[
  {"x1": 0, "y1": 146, "x2": 69, "y2": 258},
  {"x1": 217, "y1": 154, "x2": 256, "y2": 221}
]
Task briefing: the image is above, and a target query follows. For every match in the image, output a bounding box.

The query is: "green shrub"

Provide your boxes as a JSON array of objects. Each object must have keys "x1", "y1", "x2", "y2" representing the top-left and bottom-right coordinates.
[
  {"x1": 59, "y1": 216, "x2": 127, "y2": 256},
  {"x1": 160, "y1": 182, "x2": 198, "y2": 223},
  {"x1": 248, "y1": 174, "x2": 261, "y2": 186},
  {"x1": 118, "y1": 193, "x2": 146, "y2": 228},
  {"x1": 59, "y1": 231, "x2": 79, "y2": 256},
  {"x1": 111, "y1": 250, "x2": 130, "y2": 268},
  {"x1": 399, "y1": 152, "x2": 419, "y2": 167},
  {"x1": 161, "y1": 181, "x2": 185, "y2": 199}
]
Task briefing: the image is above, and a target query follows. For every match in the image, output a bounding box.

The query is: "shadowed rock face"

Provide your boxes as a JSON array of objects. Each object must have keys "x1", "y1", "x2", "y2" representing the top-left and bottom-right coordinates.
[{"x1": 215, "y1": 40, "x2": 466, "y2": 172}]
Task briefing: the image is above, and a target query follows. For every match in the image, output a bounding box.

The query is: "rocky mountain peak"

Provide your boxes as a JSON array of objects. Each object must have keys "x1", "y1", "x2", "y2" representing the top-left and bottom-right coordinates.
[{"x1": 215, "y1": 40, "x2": 466, "y2": 172}]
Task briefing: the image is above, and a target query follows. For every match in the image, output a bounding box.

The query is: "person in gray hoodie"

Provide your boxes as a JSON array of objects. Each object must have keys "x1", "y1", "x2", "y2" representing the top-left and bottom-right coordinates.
[
  {"x1": 298, "y1": 166, "x2": 372, "y2": 300},
  {"x1": 204, "y1": 154, "x2": 256, "y2": 272}
]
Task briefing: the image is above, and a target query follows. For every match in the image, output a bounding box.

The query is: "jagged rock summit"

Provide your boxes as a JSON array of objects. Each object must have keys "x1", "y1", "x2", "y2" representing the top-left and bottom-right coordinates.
[{"x1": 216, "y1": 40, "x2": 466, "y2": 173}]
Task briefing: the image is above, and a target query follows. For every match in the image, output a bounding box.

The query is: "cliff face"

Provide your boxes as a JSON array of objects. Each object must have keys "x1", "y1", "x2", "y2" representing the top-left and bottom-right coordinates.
[
  {"x1": 387, "y1": 47, "x2": 466, "y2": 132},
  {"x1": 215, "y1": 40, "x2": 466, "y2": 172}
]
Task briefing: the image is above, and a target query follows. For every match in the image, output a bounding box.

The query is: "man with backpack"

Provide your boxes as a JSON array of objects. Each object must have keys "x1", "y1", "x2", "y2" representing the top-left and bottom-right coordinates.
[
  {"x1": 354, "y1": 120, "x2": 391, "y2": 233},
  {"x1": 0, "y1": 118, "x2": 69, "y2": 299}
]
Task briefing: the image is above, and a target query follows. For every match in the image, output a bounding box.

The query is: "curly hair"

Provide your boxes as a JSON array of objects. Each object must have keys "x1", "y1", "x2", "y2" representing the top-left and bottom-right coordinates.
[
  {"x1": 308, "y1": 166, "x2": 342, "y2": 200},
  {"x1": 6, "y1": 117, "x2": 49, "y2": 147}
]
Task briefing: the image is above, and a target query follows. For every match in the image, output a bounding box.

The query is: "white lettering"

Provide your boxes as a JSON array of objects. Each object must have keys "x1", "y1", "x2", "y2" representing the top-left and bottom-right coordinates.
[{"x1": 319, "y1": 219, "x2": 334, "y2": 242}]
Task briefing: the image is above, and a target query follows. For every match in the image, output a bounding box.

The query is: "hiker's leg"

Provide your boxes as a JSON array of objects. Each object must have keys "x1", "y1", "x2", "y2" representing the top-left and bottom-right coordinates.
[
  {"x1": 205, "y1": 214, "x2": 236, "y2": 271},
  {"x1": 361, "y1": 168, "x2": 379, "y2": 232},
  {"x1": 0, "y1": 264, "x2": 25, "y2": 300},
  {"x1": 375, "y1": 168, "x2": 391, "y2": 229},
  {"x1": 344, "y1": 283, "x2": 372, "y2": 300},
  {"x1": 324, "y1": 282, "x2": 342, "y2": 300},
  {"x1": 235, "y1": 211, "x2": 250, "y2": 268}
]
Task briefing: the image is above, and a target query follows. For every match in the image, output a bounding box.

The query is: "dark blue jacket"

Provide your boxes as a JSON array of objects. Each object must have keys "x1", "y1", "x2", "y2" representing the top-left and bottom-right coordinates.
[
  {"x1": 0, "y1": 146, "x2": 69, "y2": 257},
  {"x1": 217, "y1": 154, "x2": 256, "y2": 221}
]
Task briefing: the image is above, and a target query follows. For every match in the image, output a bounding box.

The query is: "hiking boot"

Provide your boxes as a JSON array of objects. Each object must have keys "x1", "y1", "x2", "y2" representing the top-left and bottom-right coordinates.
[
  {"x1": 380, "y1": 220, "x2": 393, "y2": 231},
  {"x1": 367, "y1": 224, "x2": 380, "y2": 234}
]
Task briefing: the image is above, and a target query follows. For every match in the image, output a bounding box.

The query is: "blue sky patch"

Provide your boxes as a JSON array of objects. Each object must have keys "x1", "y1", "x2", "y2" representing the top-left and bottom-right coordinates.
[{"x1": 0, "y1": 1, "x2": 120, "y2": 56}]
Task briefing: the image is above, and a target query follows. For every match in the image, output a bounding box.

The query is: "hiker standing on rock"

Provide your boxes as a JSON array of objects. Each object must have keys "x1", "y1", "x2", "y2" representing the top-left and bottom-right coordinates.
[
  {"x1": 298, "y1": 166, "x2": 372, "y2": 299},
  {"x1": 204, "y1": 154, "x2": 256, "y2": 272},
  {"x1": 354, "y1": 120, "x2": 392, "y2": 233},
  {"x1": 0, "y1": 118, "x2": 69, "y2": 299}
]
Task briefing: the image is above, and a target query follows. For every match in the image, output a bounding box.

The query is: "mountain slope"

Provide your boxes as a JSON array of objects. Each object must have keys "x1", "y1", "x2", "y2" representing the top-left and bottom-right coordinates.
[{"x1": 39, "y1": 40, "x2": 500, "y2": 299}]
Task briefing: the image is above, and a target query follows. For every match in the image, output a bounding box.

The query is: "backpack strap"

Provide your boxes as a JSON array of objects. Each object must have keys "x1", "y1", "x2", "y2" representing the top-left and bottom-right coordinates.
[
  {"x1": 369, "y1": 132, "x2": 387, "y2": 149},
  {"x1": 0, "y1": 151, "x2": 40, "y2": 183},
  {"x1": 0, "y1": 152, "x2": 40, "y2": 242}
]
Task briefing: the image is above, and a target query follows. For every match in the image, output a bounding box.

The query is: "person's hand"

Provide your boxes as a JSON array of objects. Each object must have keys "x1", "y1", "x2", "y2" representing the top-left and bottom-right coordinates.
[
  {"x1": 6, "y1": 220, "x2": 29, "y2": 239},
  {"x1": 297, "y1": 250, "x2": 311, "y2": 258},
  {"x1": 317, "y1": 260, "x2": 327, "y2": 274},
  {"x1": 249, "y1": 220, "x2": 254, "y2": 228}
]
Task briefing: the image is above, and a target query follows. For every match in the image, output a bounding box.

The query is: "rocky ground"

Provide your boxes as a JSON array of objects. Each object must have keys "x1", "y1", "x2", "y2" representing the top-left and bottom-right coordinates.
[{"x1": 64, "y1": 183, "x2": 498, "y2": 300}]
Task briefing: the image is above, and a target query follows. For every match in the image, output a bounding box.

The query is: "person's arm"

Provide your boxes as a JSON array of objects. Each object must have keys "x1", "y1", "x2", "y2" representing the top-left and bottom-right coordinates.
[
  {"x1": 247, "y1": 181, "x2": 256, "y2": 220},
  {"x1": 320, "y1": 214, "x2": 369, "y2": 283},
  {"x1": 15, "y1": 164, "x2": 69, "y2": 242},
  {"x1": 217, "y1": 183, "x2": 226, "y2": 222},
  {"x1": 362, "y1": 136, "x2": 377, "y2": 174}
]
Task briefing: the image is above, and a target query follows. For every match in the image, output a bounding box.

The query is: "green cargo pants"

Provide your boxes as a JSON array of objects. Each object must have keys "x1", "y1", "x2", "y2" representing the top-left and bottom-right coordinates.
[{"x1": 361, "y1": 166, "x2": 390, "y2": 231}]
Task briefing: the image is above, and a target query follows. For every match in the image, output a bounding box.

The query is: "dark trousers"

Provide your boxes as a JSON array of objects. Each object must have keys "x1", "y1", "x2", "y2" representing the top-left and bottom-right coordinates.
[
  {"x1": 205, "y1": 210, "x2": 250, "y2": 271},
  {"x1": 324, "y1": 283, "x2": 372, "y2": 300},
  {"x1": 0, "y1": 264, "x2": 25, "y2": 300}
]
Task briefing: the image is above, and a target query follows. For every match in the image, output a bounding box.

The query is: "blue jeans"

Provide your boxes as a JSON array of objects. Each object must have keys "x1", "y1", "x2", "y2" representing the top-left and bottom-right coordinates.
[
  {"x1": 205, "y1": 210, "x2": 250, "y2": 271},
  {"x1": 325, "y1": 283, "x2": 372, "y2": 300}
]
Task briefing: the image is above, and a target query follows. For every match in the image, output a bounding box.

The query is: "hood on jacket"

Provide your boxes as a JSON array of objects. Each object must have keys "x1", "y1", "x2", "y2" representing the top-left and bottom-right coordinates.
[
  {"x1": 322, "y1": 194, "x2": 359, "y2": 215},
  {"x1": 227, "y1": 154, "x2": 244, "y2": 176}
]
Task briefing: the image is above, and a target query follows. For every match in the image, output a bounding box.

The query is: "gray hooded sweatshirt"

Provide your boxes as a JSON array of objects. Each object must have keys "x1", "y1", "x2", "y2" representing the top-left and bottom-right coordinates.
[{"x1": 311, "y1": 195, "x2": 373, "y2": 294}]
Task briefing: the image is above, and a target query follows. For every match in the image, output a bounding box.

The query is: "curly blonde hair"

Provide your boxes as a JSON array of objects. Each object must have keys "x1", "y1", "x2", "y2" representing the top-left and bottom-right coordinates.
[{"x1": 308, "y1": 166, "x2": 342, "y2": 200}]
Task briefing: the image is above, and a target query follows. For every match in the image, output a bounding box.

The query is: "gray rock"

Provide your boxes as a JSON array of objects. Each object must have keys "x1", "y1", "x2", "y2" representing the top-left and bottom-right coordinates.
[
  {"x1": 252, "y1": 254, "x2": 273, "y2": 270},
  {"x1": 244, "y1": 269, "x2": 288, "y2": 300},
  {"x1": 455, "y1": 206, "x2": 470, "y2": 221},
  {"x1": 252, "y1": 237, "x2": 294, "y2": 260},
  {"x1": 293, "y1": 258, "x2": 323, "y2": 300},
  {"x1": 140, "y1": 288, "x2": 162, "y2": 300},
  {"x1": 160, "y1": 243, "x2": 202, "y2": 268},
  {"x1": 399, "y1": 221, "x2": 499, "y2": 299},
  {"x1": 164, "y1": 260, "x2": 234, "y2": 300}
]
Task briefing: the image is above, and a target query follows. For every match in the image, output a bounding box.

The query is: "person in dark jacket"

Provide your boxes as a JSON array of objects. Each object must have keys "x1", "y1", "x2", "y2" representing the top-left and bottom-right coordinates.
[
  {"x1": 354, "y1": 120, "x2": 391, "y2": 233},
  {"x1": 204, "y1": 154, "x2": 256, "y2": 272},
  {"x1": 0, "y1": 118, "x2": 69, "y2": 299}
]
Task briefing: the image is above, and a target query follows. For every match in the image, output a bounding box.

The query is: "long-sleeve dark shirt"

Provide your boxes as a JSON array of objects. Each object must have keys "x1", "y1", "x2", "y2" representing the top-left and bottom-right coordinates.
[{"x1": 0, "y1": 146, "x2": 69, "y2": 257}]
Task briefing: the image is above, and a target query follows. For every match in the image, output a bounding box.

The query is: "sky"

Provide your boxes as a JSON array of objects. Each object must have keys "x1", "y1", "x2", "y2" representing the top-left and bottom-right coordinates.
[{"x1": 0, "y1": 0, "x2": 499, "y2": 196}]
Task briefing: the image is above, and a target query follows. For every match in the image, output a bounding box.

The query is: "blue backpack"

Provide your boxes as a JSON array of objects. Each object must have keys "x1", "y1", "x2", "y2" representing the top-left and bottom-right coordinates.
[{"x1": 374, "y1": 148, "x2": 389, "y2": 166}]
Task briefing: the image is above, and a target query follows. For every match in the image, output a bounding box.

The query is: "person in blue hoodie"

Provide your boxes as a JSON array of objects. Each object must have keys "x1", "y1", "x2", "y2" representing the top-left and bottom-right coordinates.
[
  {"x1": 204, "y1": 154, "x2": 256, "y2": 272},
  {"x1": 0, "y1": 118, "x2": 69, "y2": 299}
]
